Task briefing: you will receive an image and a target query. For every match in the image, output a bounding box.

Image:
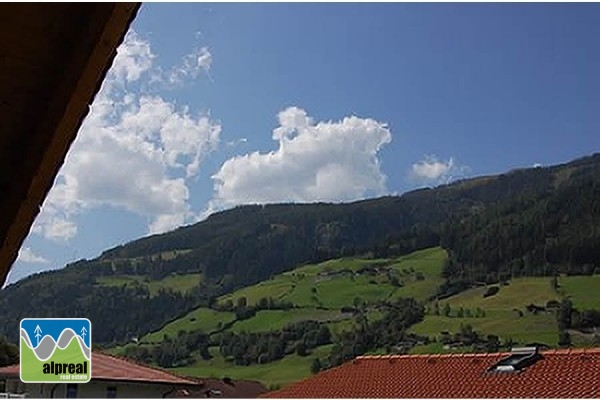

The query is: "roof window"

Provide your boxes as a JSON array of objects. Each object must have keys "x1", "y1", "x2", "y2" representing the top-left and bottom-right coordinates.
[{"x1": 488, "y1": 347, "x2": 542, "y2": 373}]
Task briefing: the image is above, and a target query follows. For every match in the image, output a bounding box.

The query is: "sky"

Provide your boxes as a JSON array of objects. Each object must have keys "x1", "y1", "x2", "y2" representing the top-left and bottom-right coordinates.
[{"x1": 7, "y1": 3, "x2": 600, "y2": 285}]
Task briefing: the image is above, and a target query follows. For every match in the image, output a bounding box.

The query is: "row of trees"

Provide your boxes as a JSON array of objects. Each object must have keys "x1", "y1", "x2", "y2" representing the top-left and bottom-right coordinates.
[
  {"x1": 431, "y1": 302, "x2": 487, "y2": 318},
  {"x1": 212, "y1": 296, "x2": 295, "y2": 317},
  {"x1": 218, "y1": 321, "x2": 332, "y2": 366}
]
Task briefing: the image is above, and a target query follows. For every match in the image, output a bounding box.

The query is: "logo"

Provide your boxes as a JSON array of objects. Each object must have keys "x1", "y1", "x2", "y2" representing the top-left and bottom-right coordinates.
[{"x1": 20, "y1": 318, "x2": 91, "y2": 383}]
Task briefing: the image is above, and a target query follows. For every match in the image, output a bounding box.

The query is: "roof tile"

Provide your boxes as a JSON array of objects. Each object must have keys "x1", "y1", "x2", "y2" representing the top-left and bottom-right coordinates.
[
  {"x1": 264, "y1": 348, "x2": 600, "y2": 398},
  {"x1": 0, "y1": 351, "x2": 201, "y2": 386}
]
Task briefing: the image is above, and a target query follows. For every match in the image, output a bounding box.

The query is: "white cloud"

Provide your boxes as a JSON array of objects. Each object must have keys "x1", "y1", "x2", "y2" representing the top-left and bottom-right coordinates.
[
  {"x1": 109, "y1": 31, "x2": 155, "y2": 83},
  {"x1": 208, "y1": 107, "x2": 392, "y2": 212},
  {"x1": 17, "y1": 247, "x2": 49, "y2": 264},
  {"x1": 165, "y1": 46, "x2": 213, "y2": 86},
  {"x1": 225, "y1": 138, "x2": 248, "y2": 147},
  {"x1": 410, "y1": 155, "x2": 470, "y2": 184},
  {"x1": 533, "y1": 163, "x2": 542, "y2": 168},
  {"x1": 33, "y1": 30, "x2": 220, "y2": 241}
]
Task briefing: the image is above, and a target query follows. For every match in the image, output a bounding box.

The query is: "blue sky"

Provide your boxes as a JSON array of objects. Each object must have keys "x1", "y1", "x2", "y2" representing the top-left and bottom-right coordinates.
[{"x1": 8, "y1": 3, "x2": 600, "y2": 285}]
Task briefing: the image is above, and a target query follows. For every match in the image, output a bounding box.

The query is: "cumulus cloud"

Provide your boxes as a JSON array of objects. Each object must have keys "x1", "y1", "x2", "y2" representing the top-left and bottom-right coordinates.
[
  {"x1": 33, "y1": 30, "x2": 220, "y2": 240},
  {"x1": 17, "y1": 247, "x2": 49, "y2": 264},
  {"x1": 410, "y1": 155, "x2": 470, "y2": 184},
  {"x1": 207, "y1": 107, "x2": 392, "y2": 212}
]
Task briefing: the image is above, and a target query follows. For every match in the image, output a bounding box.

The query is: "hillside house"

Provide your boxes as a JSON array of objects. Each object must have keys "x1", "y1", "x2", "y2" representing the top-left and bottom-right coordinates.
[
  {"x1": 169, "y1": 378, "x2": 267, "y2": 398},
  {"x1": 263, "y1": 347, "x2": 600, "y2": 398},
  {"x1": 0, "y1": 351, "x2": 203, "y2": 398}
]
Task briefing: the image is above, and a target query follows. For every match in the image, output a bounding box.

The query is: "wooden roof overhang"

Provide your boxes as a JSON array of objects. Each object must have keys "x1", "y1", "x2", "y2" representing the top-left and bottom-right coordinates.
[{"x1": 0, "y1": 3, "x2": 141, "y2": 286}]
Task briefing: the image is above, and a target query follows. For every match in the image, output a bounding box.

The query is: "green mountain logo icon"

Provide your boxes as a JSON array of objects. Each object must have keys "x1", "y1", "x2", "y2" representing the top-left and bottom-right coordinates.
[{"x1": 20, "y1": 318, "x2": 91, "y2": 383}]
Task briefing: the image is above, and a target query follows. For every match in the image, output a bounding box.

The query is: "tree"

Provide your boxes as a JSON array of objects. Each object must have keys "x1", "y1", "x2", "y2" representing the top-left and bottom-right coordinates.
[
  {"x1": 199, "y1": 344, "x2": 212, "y2": 360},
  {"x1": 557, "y1": 300, "x2": 573, "y2": 330},
  {"x1": 258, "y1": 297, "x2": 269, "y2": 310},
  {"x1": 295, "y1": 342, "x2": 308, "y2": 357},
  {"x1": 316, "y1": 326, "x2": 332, "y2": 345},
  {"x1": 311, "y1": 358, "x2": 322, "y2": 374},
  {"x1": 443, "y1": 303, "x2": 451, "y2": 317},
  {"x1": 353, "y1": 297, "x2": 363, "y2": 308},
  {"x1": 237, "y1": 297, "x2": 248, "y2": 309},
  {"x1": 558, "y1": 330, "x2": 571, "y2": 347},
  {"x1": 433, "y1": 301, "x2": 440, "y2": 316},
  {"x1": 550, "y1": 276, "x2": 559, "y2": 292}
]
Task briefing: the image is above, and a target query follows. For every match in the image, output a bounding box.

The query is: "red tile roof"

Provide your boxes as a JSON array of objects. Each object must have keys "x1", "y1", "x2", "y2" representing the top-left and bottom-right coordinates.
[
  {"x1": 263, "y1": 348, "x2": 600, "y2": 398},
  {"x1": 0, "y1": 351, "x2": 201, "y2": 387}
]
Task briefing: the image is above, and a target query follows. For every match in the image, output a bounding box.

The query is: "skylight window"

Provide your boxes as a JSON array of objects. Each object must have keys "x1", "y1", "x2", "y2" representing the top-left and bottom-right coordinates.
[{"x1": 488, "y1": 347, "x2": 542, "y2": 373}]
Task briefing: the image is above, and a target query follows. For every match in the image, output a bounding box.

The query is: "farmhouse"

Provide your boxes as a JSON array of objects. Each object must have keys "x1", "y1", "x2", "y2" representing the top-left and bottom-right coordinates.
[
  {"x1": 263, "y1": 347, "x2": 600, "y2": 398},
  {"x1": 0, "y1": 351, "x2": 249, "y2": 398}
]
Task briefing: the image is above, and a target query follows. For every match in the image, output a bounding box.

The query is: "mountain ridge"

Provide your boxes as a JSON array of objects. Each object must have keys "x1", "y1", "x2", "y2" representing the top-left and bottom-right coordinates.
[{"x1": 0, "y1": 152, "x2": 598, "y2": 346}]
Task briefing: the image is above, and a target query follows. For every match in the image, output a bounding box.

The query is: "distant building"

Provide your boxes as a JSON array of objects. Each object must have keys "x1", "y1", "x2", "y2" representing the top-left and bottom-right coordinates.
[
  {"x1": 169, "y1": 378, "x2": 267, "y2": 398},
  {"x1": 263, "y1": 347, "x2": 600, "y2": 398},
  {"x1": 0, "y1": 351, "x2": 264, "y2": 398}
]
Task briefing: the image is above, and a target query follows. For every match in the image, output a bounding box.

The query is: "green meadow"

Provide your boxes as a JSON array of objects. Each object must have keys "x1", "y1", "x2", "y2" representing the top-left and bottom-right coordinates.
[{"x1": 104, "y1": 246, "x2": 600, "y2": 388}]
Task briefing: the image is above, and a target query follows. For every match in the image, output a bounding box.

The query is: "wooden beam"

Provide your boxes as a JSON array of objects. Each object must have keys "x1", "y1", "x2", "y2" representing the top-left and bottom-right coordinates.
[{"x1": 0, "y1": 3, "x2": 141, "y2": 285}]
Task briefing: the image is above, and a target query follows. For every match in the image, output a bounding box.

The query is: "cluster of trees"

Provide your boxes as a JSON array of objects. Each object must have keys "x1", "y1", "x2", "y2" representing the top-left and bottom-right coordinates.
[
  {"x1": 440, "y1": 163, "x2": 600, "y2": 288},
  {"x1": 556, "y1": 299, "x2": 600, "y2": 346},
  {"x1": 218, "y1": 321, "x2": 332, "y2": 366},
  {"x1": 439, "y1": 324, "x2": 503, "y2": 352},
  {"x1": 313, "y1": 298, "x2": 426, "y2": 371},
  {"x1": 124, "y1": 330, "x2": 211, "y2": 368},
  {"x1": 0, "y1": 276, "x2": 204, "y2": 346},
  {"x1": 0, "y1": 335, "x2": 18, "y2": 367},
  {"x1": 126, "y1": 320, "x2": 334, "y2": 368}
]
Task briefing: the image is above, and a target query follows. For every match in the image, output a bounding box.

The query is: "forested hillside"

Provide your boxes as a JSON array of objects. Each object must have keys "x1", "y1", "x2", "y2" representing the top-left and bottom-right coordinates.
[{"x1": 0, "y1": 153, "x2": 598, "y2": 346}]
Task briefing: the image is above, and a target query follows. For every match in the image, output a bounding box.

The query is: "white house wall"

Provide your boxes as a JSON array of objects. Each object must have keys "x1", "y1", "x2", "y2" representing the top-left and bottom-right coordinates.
[{"x1": 4, "y1": 378, "x2": 182, "y2": 398}]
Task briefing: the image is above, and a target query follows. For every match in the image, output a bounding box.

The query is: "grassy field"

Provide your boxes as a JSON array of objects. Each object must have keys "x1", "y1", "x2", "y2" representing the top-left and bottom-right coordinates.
[
  {"x1": 142, "y1": 308, "x2": 235, "y2": 343},
  {"x1": 218, "y1": 278, "x2": 295, "y2": 307},
  {"x1": 96, "y1": 273, "x2": 202, "y2": 296},
  {"x1": 410, "y1": 312, "x2": 558, "y2": 346},
  {"x1": 171, "y1": 344, "x2": 334, "y2": 388},
  {"x1": 144, "y1": 247, "x2": 448, "y2": 386},
  {"x1": 437, "y1": 278, "x2": 558, "y2": 309},
  {"x1": 559, "y1": 275, "x2": 600, "y2": 310},
  {"x1": 106, "y1": 246, "x2": 600, "y2": 389},
  {"x1": 315, "y1": 276, "x2": 395, "y2": 309},
  {"x1": 409, "y1": 275, "x2": 600, "y2": 347},
  {"x1": 148, "y1": 247, "x2": 448, "y2": 342},
  {"x1": 388, "y1": 247, "x2": 448, "y2": 302}
]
